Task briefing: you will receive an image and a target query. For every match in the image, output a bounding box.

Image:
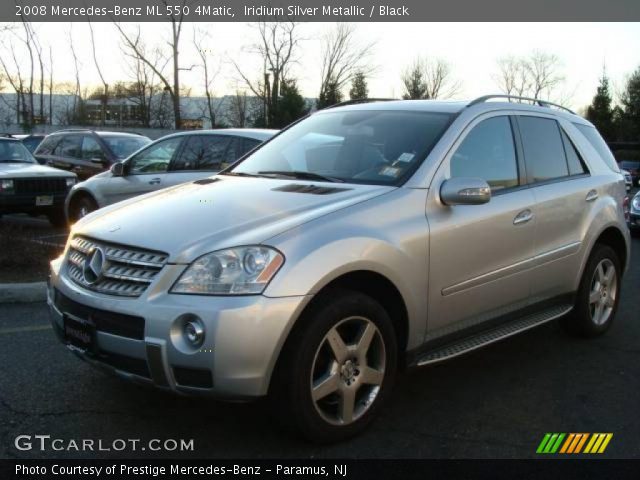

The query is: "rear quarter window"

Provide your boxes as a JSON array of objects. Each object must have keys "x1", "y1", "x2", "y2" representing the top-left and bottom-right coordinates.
[{"x1": 573, "y1": 123, "x2": 619, "y2": 172}]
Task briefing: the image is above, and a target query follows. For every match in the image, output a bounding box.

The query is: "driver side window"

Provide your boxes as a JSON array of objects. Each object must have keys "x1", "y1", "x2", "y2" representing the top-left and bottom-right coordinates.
[
  {"x1": 128, "y1": 137, "x2": 182, "y2": 175},
  {"x1": 450, "y1": 116, "x2": 519, "y2": 192}
]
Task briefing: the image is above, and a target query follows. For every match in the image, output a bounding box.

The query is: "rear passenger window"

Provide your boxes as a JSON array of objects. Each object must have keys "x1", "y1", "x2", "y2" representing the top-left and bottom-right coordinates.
[
  {"x1": 574, "y1": 123, "x2": 619, "y2": 172},
  {"x1": 54, "y1": 135, "x2": 83, "y2": 159},
  {"x1": 518, "y1": 117, "x2": 568, "y2": 183},
  {"x1": 34, "y1": 136, "x2": 60, "y2": 155},
  {"x1": 560, "y1": 130, "x2": 587, "y2": 176},
  {"x1": 450, "y1": 116, "x2": 519, "y2": 192},
  {"x1": 175, "y1": 135, "x2": 231, "y2": 171}
]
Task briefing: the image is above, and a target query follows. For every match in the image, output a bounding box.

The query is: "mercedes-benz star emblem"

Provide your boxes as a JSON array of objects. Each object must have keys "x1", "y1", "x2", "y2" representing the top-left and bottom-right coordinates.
[{"x1": 83, "y1": 247, "x2": 105, "y2": 285}]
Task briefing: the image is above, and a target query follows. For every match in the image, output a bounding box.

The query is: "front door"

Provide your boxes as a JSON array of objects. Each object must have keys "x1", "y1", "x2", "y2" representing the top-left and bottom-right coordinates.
[{"x1": 425, "y1": 113, "x2": 536, "y2": 342}]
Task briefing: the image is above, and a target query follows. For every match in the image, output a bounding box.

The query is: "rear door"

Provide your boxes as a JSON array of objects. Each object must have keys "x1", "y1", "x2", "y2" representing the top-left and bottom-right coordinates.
[
  {"x1": 79, "y1": 135, "x2": 110, "y2": 179},
  {"x1": 426, "y1": 113, "x2": 537, "y2": 340},
  {"x1": 163, "y1": 134, "x2": 233, "y2": 187},
  {"x1": 102, "y1": 136, "x2": 184, "y2": 205},
  {"x1": 514, "y1": 114, "x2": 593, "y2": 301}
]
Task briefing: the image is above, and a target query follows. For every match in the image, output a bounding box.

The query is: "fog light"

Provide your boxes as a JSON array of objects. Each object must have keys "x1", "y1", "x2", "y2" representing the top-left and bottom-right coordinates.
[{"x1": 183, "y1": 318, "x2": 205, "y2": 347}]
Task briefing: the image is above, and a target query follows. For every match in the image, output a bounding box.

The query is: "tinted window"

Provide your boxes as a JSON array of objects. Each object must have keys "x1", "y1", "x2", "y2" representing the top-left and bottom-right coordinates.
[
  {"x1": 519, "y1": 117, "x2": 568, "y2": 183},
  {"x1": 231, "y1": 111, "x2": 453, "y2": 186},
  {"x1": 34, "y1": 136, "x2": 60, "y2": 155},
  {"x1": 102, "y1": 136, "x2": 150, "y2": 160},
  {"x1": 560, "y1": 130, "x2": 587, "y2": 176},
  {"x1": 450, "y1": 116, "x2": 518, "y2": 191},
  {"x1": 574, "y1": 123, "x2": 619, "y2": 172},
  {"x1": 241, "y1": 137, "x2": 261, "y2": 155},
  {"x1": 129, "y1": 137, "x2": 182, "y2": 174},
  {"x1": 21, "y1": 136, "x2": 43, "y2": 153},
  {"x1": 0, "y1": 141, "x2": 36, "y2": 163},
  {"x1": 81, "y1": 136, "x2": 106, "y2": 161},
  {"x1": 619, "y1": 160, "x2": 640, "y2": 170},
  {"x1": 54, "y1": 135, "x2": 83, "y2": 159},
  {"x1": 174, "y1": 135, "x2": 231, "y2": 171}
]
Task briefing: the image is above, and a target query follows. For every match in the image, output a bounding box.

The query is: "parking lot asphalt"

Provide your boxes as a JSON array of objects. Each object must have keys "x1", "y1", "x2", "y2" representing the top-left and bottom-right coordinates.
[{"x1": 0, "y1": 221, "x2": 638, "y2": 460}]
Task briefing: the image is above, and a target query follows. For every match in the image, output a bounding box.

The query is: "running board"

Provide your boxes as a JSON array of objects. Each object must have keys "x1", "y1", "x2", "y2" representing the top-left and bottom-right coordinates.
[{"x1": 415, "y1": 304, "x2": 573, "y2": 367}]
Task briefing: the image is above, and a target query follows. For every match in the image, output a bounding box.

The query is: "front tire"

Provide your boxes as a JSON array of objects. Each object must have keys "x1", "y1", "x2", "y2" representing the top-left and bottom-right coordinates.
[
  {"x1": 562, "y1": 244, "x2": 621, "y2": 337},
  {"x1": 69, "y1": 195, "x2": 98, "y2": 223},
  {"x1": 270, "y1": 289, "x2": 397, "y2": 443}
]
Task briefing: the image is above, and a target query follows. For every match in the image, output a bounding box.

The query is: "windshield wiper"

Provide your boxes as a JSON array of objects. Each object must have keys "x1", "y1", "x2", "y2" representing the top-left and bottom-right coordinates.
[
  {"x1": 219, "y1": 171, "x2": 266, "y2": 178},
  {"x1": 257, "y1": 170, "x2": 344, "y2": 183}
]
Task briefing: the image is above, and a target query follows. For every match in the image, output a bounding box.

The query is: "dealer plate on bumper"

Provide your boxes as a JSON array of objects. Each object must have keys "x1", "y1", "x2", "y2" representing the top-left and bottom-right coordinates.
[
  {"x1": 64, "y1": 314, "x2": 96, "y2": 353},
  {"x1": 36, "y1": 195, "x2": 53, "y2": 206}
]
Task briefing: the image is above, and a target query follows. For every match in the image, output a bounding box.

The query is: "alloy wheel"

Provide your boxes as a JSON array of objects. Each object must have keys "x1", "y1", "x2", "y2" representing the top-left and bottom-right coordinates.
[{"x1": 588, "y1": 258, "x2": 617, "y2": 326}]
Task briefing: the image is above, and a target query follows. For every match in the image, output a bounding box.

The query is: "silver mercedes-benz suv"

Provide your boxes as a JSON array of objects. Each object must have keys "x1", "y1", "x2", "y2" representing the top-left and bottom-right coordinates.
[{"x1": 48, "y1": 96, "x2": 630, "y2": 442}]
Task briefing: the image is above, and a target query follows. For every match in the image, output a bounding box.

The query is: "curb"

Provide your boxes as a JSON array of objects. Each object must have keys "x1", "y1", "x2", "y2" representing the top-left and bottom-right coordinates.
[{"x1": 0, "y1": 282, "x2": 47, "y2": 304}]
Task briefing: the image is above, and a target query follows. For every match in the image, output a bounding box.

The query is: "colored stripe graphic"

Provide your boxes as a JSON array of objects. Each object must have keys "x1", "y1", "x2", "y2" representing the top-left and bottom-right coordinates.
[
  {"x1": 539, "y1": 433, "x2": 613, "y2": 454},
  {"x1": 536, "y1": 433, "x2": 566, "y2": 454}
]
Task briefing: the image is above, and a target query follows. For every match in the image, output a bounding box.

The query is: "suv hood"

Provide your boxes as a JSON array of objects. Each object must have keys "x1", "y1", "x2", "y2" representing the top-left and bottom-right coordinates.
[
  {"x1": 73, "y1": 176, "x2": 394, "y2": 263},
  {"x1": 0, "y1": 162, "x2": 76, "y2": 178}
]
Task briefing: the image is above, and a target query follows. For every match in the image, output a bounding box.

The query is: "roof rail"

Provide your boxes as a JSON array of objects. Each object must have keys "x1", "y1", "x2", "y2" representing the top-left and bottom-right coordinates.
[
  {"x1": 468, "y1": 94, "x2": 576, "y2": 115},
  {"x1": 320, "y1": 98, "x2": 397, "y2": 110},
  {"x1": 51, "y1": 128, "x2": 93, "y2": 133}
]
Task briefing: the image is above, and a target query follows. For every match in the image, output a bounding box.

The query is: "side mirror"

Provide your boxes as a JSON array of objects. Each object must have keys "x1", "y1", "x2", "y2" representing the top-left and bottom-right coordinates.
[
  {"x1": 110, "y1": 162, "x2": 125, "y2": 177},
  {"x1": 440, "y1": 177, "x2": 491, "y2": 206}
]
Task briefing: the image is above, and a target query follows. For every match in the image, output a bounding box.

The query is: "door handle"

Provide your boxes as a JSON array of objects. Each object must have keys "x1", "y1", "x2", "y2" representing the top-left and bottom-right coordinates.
[
  {"x1": 513, "y1": 209, "x2": 534, "y2": 225},
  {"x1": 586, "y1": 189, "x2": 598, "y2": 202},
  {"x1": 148, "y1": 178, "x2": 161, "y2": 185}
]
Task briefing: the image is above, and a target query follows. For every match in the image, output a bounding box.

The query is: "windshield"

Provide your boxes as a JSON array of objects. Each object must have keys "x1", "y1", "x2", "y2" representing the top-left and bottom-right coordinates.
[
  {"x1": 102, "y1": 136, "x2": 151, "y2": 160},
  {"x1": 0, "y1": 141, "x2": 36, "y2": 163},
  {"x1": 230, "y1": 110, "x2": 453, "y2": 185}
]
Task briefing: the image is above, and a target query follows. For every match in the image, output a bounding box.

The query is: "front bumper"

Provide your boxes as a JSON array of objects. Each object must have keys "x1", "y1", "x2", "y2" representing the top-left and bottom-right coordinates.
[
  {"x1": 629, "y1": 211, "x2": 640, "y2": 229},
  {"x1": 47, "y1": 258, "x2": 310, "y2": 398},
  {"x1": 0, "y1": 192, "x2": 67, "y2": 214}
]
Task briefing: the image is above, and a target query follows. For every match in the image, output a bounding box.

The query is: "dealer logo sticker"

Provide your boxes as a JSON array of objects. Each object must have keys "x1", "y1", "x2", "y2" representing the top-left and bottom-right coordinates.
[{"x1": 536, "y1": 433, "x2": 613, "y2": 454}]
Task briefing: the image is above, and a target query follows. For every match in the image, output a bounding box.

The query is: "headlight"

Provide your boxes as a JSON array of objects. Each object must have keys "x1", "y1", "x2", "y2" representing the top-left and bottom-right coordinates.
[
  {"x1": 65, "y1": 177, "x2": 76, "y2": 187},
  {"x1": 171, "y1": 246, "x2": 284, "y2": 295},
  {"x1": 633, "y1": 196, "x2": 640, "y2": 211},
  {"x1": 0, "y1": 179, "x2": 14, "y2": 193}
]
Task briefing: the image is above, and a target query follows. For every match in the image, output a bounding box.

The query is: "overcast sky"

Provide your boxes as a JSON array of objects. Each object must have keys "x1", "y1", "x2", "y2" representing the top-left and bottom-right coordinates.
[{"x1": 16, "y1": 22, "x2": 640, "y2": 110}]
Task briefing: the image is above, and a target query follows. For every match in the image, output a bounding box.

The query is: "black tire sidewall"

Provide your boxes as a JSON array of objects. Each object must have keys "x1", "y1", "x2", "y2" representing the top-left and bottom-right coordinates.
[
  {"x1": 274, "y1": 289, "x2": 398, "y2": 443},
  {"x1": 567, "y1": 244, "x2": 621, "y2": 337}
]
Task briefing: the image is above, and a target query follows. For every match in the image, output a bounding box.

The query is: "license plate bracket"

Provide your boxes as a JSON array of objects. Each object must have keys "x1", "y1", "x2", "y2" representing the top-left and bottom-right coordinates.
[{"x1": 63, "y1": 314, "x2": 96, "y2": 353}]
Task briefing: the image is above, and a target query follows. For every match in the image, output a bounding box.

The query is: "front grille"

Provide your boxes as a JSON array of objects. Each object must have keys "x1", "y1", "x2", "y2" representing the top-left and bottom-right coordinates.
[
  {"x1": 66, "y1": 235, "x2": 168, "y2": 297},
  {"x1": 99, "y1": 351, "x2": 150, "y2": 378},
  {"x1": 54, "y1": 289, "x2": 145, "y2": 340},
  {"x1": 14, "y1": 177, "x2": 67, "y2": 194}
]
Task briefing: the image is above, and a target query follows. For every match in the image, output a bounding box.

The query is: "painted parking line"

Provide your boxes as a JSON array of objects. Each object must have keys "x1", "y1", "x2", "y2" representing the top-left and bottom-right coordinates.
[{"x1": 0, "y1": 324, "x2": 51, "y2": 335}]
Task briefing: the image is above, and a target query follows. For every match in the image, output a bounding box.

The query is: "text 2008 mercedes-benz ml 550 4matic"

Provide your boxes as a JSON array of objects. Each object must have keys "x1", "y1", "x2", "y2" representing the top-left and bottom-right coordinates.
[{"x1": 48, "y1": 96, "x2": 631, "y2": 442}]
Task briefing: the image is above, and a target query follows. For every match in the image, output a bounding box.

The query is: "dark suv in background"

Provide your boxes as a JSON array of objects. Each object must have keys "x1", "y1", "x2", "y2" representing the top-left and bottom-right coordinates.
[
  {"x1": 34, "y1": 129, "x2": 150, "y2": 180},
  {"x1": 618, "y1": 160, "x2": 640, "y2": 186}
]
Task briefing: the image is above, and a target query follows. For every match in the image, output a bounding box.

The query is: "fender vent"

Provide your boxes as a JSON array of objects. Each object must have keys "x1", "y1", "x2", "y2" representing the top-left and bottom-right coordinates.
[
  {"x1": 272, "y1": 183, "x2": 351, "y2": 195},
  {"x1": 193, "y1": 178, "x2": 219, "y2": 185}
]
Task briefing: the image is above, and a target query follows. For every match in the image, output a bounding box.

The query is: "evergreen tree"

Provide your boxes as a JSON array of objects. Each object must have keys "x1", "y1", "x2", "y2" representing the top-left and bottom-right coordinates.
[
  {"x1": 620, "y1": 66, "x2": 640, "y2": 140},
  {"x1": 349, "y1": 72, "x2": 369, "y2": 101},
  {"x1": 317, "y1": 80, "x2": 343, "y2": 110},
  {"x1": 401, "y1": 64, "x2": 427, "y2": 100},
  {"x1": 586, "y1": 71, "x2": 614, "y2": 141},
  {"x1": 272, "y1": 79, "x2": 308, "y2": 128}
]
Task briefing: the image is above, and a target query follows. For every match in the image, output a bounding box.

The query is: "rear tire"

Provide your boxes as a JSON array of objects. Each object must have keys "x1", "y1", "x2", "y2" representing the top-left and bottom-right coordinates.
[
  {"x1": 70, "y1": 195, "x2": 98, "y2": 223},
  {"x1": 562, "y1": 244, "x2": 621, "y2": 337},
  {"x1": 270, "y1": 289, "x2": 397, "y2": 443}
]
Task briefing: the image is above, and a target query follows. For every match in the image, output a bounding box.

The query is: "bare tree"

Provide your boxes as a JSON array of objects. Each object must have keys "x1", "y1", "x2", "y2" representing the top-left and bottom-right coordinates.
[
  {"x1": 233, "y1": 21, "x2": 302, "y2": 127},
  {"x1": 47, "y1": 46, "x2": 54, "y2": 124},
  {"x1": 494, "y1": 51, "x2": 565, "y2": 101},
  {"x1": 68, "y1": 27, "x2": 82, "y2": 116},
  {"x1": 401, "y1": 57, "x2": 461, "y2": 100},
  {"x1": 193, "y1": 28, "x2": 221, "y2": 128},
  {"x1": 114, "y1": 1, "x2": 190, "y2": 129},
  {"x1": 317, "y1": 23, "x2": 375, "y2": 107},
  {"x1": 88, "y1": 21, "x2": 109, "y2": 126}
]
